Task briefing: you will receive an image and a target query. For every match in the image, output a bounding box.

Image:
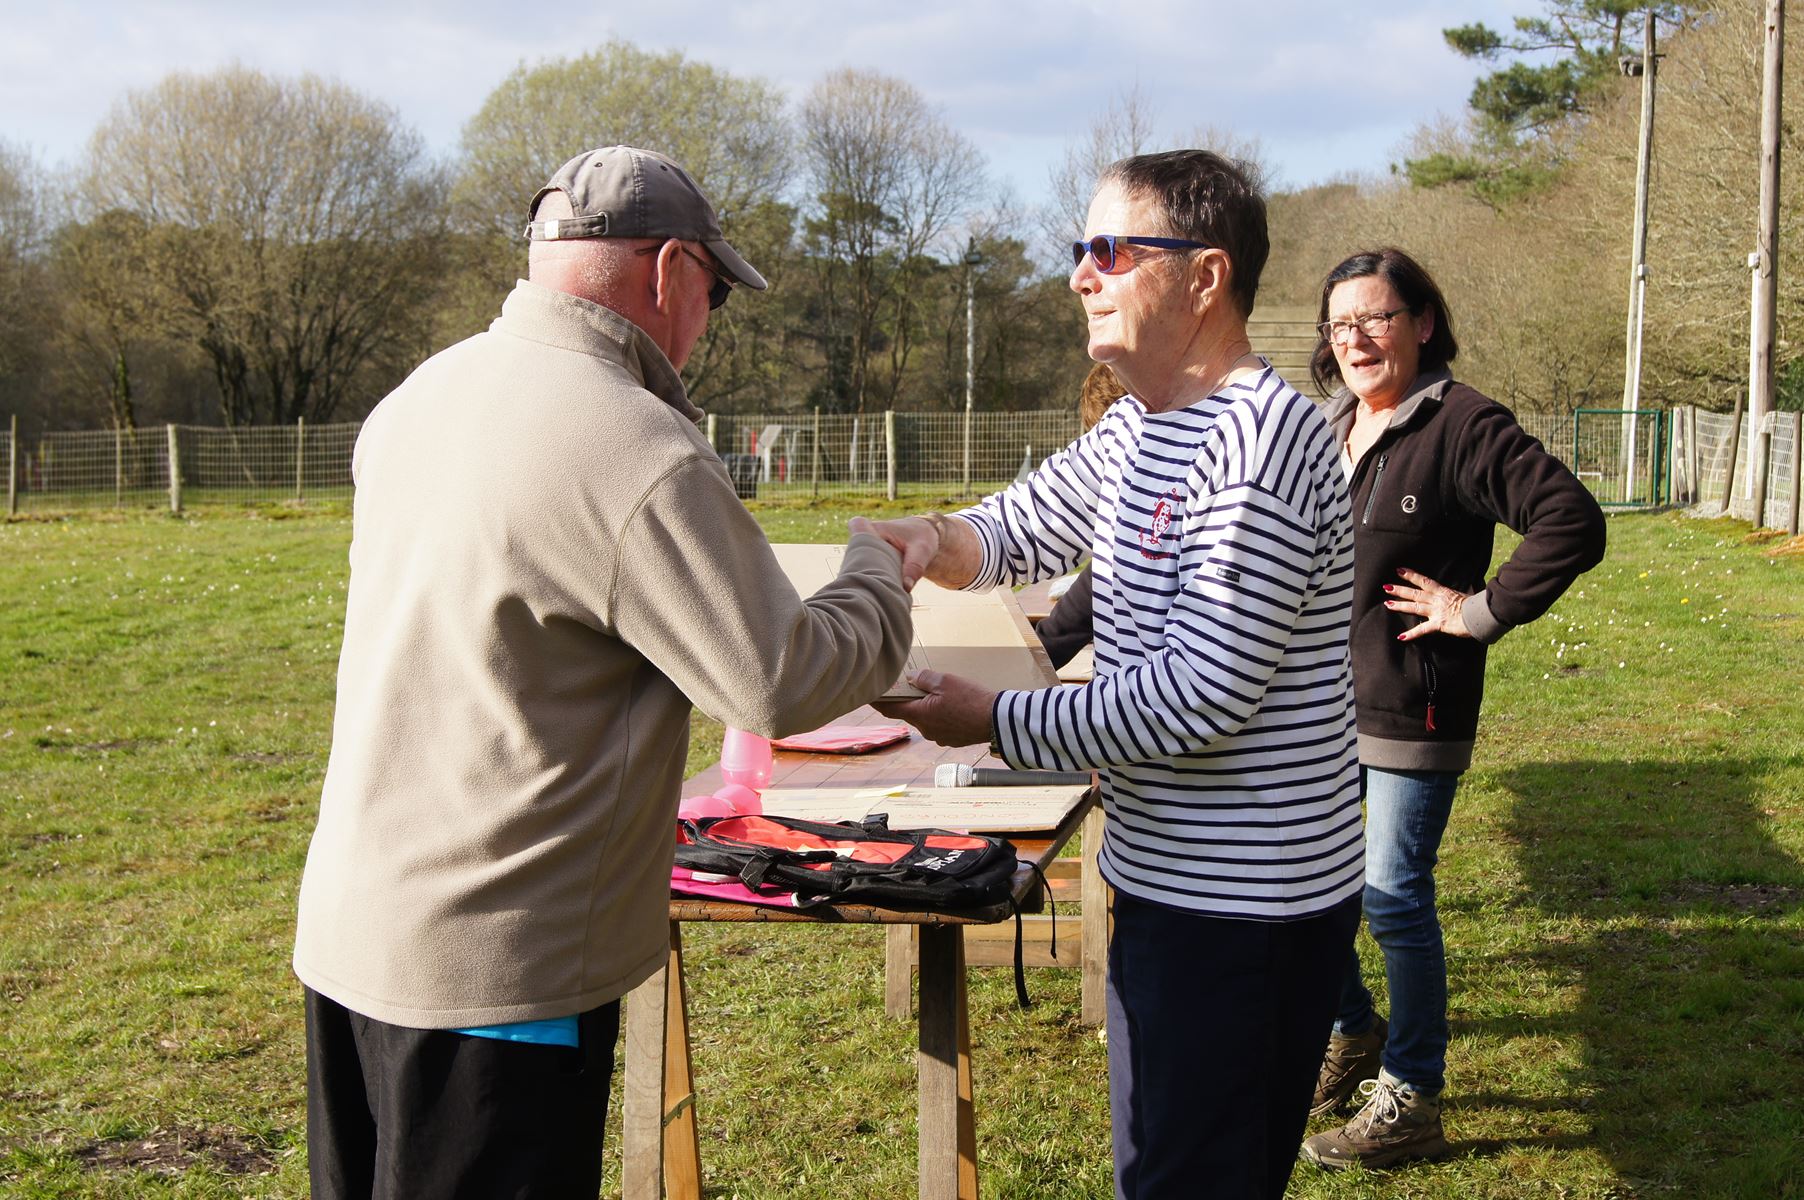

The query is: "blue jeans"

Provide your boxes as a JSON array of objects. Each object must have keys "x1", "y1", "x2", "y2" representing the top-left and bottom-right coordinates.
[{"x1": 1335, "y1": 766, "x2": 1460, "y2": 1095}]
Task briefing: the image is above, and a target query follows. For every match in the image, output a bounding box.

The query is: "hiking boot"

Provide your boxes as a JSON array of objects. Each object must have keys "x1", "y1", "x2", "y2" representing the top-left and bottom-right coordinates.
[
  {"x1": 1301, "y1": 1070, "x2": 1450, "y2": 1171},
  {"x1": 1309, "y1": 1015, "x2": 1387, "y2": 1117}
]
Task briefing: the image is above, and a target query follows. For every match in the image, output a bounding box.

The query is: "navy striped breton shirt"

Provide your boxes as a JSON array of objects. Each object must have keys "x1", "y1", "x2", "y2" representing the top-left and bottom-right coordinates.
[{"x1": 959, "y1": 366, "x2": 1363, "y2": 920}]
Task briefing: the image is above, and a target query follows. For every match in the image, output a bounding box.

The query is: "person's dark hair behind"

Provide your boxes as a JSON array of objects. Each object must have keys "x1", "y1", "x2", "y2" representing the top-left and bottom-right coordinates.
[
  {"x1": 1309, "y1": 247, "x2": 1459, "y2": 396},
  {"x1": 1101, "y1": 149, "x2": 1269, "y2": 319}
]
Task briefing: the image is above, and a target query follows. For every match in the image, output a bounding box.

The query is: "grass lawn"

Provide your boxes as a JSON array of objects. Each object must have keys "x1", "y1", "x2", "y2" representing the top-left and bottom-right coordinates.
[{"x1": 1, "y1": 502, "x2": 1801, "y2": 1198}]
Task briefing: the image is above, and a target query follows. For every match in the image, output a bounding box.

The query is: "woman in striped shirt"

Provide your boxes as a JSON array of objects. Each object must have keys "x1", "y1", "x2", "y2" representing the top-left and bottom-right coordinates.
[{"x1": 873, "y1": 149, "x2": 1362, "y2": 1200}]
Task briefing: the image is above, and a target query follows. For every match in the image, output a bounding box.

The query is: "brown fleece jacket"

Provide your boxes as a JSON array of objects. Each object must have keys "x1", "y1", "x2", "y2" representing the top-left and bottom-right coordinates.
[{"x1": 294, "y1": 281, "x2": 912, "y2": 1027}]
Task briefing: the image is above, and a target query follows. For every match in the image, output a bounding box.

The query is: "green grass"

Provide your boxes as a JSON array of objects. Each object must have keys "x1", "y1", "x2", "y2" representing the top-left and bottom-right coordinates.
[{"x1": 2, "y1": 505, "x2": 1801, "y2": 1198}]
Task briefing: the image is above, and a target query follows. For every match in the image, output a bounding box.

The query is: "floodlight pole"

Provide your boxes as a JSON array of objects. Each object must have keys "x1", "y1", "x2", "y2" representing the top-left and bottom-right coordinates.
[
  {"x1": 1620, "y1": 9, "x2": 1656, "y2": 501},
  {"x1": 1747, "y1": 0, "x2": 1785, "y2": 509},
  {"x1": 961, "y1": 238, "x2": 982, "y2": 498}
]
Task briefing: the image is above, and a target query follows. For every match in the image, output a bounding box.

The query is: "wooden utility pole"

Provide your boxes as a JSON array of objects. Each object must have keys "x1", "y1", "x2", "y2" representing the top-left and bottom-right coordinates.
[
  {"x1": 1748, "y1": 0, "x2": 1785, "y2": 508},
  {"x1": 1621, "y1": 8, "x2": 1658, "y2": 500}
]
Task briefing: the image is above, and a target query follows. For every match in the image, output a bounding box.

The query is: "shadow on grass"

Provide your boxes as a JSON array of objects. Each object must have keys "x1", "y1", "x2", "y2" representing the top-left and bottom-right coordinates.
[{"x1": 1503, "y1": 756, "x2": 1804, "y2": 1199}]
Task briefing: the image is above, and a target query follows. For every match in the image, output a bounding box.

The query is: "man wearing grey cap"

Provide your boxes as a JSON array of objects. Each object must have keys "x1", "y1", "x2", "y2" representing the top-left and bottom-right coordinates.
[{"x1": 294, "y1": 146, "x2": 913, "y2": 1198}]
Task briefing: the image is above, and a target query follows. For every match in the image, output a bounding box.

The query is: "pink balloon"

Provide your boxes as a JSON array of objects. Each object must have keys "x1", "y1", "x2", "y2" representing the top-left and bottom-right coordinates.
[
  {"x1": 713, "y1": 783, "x2": 762, "y2": 815},
  {"x1": 678, "y1": 793, "x2": 735, "y2": 822}
]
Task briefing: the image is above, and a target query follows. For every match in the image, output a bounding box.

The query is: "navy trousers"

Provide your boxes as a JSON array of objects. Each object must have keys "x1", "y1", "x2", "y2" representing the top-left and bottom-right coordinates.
[
  {"x1": 304, "y1": 987, "x2": 620, "y2": 1200},
  {"x1": 1107, "y1": 891, "x2": 1361, "y2": 1199}
]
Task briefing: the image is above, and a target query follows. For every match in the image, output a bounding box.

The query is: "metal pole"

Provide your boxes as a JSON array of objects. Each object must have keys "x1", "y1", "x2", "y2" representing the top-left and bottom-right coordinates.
[
  {"x1": 811, "y1": 407, "x2": 821, "y2": 499},
  {"x1": 1621, "y1": 10, "x2": 1656, "y2": 499},
  {"x1": 1749, "y1": 0, "x2": 1785, "y2": 496},
  {"x1": 295, "y1": 417, "x2": 306, "y2": 502},
  {"x1": 7, "y1": 414, "x2": 16, "y2": 516},
  {"x1": 963, "y1": 262, "x2": 975, "y2": 498},
  {"x1": 115, "y1": 424, "x2": 123, "y2": 508}
]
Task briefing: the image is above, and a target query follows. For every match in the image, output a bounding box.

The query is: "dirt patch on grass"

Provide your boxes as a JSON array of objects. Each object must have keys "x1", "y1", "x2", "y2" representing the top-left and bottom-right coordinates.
[
  {"x1": 74, "y1": 1126, "x2": 277, "y2": 1178},
  {"x1": 1665, "y1": 881, "x2": 1803, "y2": 912}
]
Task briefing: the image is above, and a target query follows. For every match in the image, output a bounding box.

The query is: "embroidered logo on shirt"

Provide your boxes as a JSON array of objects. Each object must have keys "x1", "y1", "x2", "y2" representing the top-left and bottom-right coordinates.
[
  {"x1": 1401, "y1": 495, "x2": 1419, "y2": 513},
  {"x1": 1139, "y1": 488, "x2": 1181, "y2": 560},
  {"x1": 1210, "y1": 565, "x2": 1242, "y2": 583}
]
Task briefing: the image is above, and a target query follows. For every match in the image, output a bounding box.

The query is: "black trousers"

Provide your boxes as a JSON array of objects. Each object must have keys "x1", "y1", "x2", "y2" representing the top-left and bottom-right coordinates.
[
  {"x1": 304, "y1": 987, "x2": 620, "y2": 1200},
  {"x1": 1107, "y1": 891, "x2": 1362, "y2": 1200}
]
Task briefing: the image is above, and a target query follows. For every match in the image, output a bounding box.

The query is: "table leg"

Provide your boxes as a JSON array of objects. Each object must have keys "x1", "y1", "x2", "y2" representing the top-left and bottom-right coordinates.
[
  {"x1": 1079, "y1": 804, "x2": 1109, "y2": 1026},
  {"x1": 917, "y1": 924, "x2": 977, "y2": 1200},
  {"x1": 885, "y1": 925, "x2": 914, "y2": 1018},
  {"x1": 622, "y1": 922, "x2": 701, "y2": 1200}
]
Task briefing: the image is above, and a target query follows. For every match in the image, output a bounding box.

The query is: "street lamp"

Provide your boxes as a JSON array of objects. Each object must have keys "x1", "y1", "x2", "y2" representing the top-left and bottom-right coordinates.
[{"x1": 962, "y1": 238, "x2": 983, "y2": 497}]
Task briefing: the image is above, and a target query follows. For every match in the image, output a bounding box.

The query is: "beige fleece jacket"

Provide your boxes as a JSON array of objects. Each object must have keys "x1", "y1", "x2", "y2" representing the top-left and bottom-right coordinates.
[{"x1": 293, "y1": 280, "x2": 912, "y2": 1027}]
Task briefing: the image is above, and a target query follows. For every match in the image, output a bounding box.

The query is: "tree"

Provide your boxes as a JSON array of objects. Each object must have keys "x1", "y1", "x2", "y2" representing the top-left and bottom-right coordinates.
[
  {"x1": 49, "y1": 210, "x2": 158, "y2": 430},
  {"x1": 0, "y1": 141, "x2": 51, "y2": 427},
  {"x1": 81, "y1": 66, "x2": 449, "y2": 427},
  {"x1": 452, "y1": 42, "x2": 796, "y2": 408},
  {"x1": 1042, "y1": 86, "x2": 1160, "y2": 253},
  {"x1": 1407, "y1": 2, "x2": 1708, "y2": 206},
  {"x1": 799, "y1": 68, "x2": 985, "y2": 414},
  {"x1": 1041, "y1": 89, "x2": 1273, "y2": 270}
]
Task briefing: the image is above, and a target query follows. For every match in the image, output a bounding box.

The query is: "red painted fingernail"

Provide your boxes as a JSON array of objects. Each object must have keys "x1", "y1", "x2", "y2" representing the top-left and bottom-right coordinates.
[{"x1": 1382, "y1": 584, "x2": 1395, "y2": 593}]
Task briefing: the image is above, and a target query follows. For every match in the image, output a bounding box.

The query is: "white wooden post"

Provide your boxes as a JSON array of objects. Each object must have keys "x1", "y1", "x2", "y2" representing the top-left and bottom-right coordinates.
[
  {"x1": 885, "y1": 410, "x2": 898, "y2": 502},
  {"x1": 296, "y1": 417, "x2": 306, "y2": 502},
  {"x1": 166, "y1": 424, "x2": 182, "y2": 513}
]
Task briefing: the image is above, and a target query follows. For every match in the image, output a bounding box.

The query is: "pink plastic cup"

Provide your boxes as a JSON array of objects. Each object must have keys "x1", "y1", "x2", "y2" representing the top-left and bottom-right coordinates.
[{"x1": 720, "y1": 728, "x2": 774, "y2": 792}]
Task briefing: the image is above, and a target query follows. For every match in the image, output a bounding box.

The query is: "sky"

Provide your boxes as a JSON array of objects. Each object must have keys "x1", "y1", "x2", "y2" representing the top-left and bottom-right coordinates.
[{"x1": 2, "y1": 0, "x2": 1537, "y2": 205}]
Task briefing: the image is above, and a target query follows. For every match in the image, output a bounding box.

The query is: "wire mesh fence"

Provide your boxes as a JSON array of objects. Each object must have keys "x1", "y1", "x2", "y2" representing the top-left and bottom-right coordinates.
[
  {"x1": 4, "y1": 406, "x2": 1799, "y2": 534},
  {"x1": 3, "y1": 421, "x2": 359, "y2": 514},
  {"x1": 707, "y1": 411, "x2": 1086, "y2": 504},
  {"x1": 1692, "y1": 406, "x2": 1801, "y2": 528}
]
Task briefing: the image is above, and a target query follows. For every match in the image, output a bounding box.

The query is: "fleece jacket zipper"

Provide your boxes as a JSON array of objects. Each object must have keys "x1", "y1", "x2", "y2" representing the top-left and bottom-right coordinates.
[{"x1": 1360, "y1": 454, "x2": 1388, "y2": 526}]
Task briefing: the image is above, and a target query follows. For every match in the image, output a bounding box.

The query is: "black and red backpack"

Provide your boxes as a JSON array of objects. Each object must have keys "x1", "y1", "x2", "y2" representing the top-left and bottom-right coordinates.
[{"x1": 674, "y1": 813, "x2": 1020, "y2": 911}]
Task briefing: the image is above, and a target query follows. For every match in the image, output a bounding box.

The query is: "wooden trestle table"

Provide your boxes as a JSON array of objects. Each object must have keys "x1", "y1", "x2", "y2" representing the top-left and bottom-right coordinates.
[{"x1": 621, "y1": 708, "x2": 1104, "y2": 1200}]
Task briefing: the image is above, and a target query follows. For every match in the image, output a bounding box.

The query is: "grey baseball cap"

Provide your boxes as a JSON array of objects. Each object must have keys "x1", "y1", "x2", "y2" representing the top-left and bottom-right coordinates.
[{"x1": 525, "y1": 145, "x2": 767, "y2": 291}]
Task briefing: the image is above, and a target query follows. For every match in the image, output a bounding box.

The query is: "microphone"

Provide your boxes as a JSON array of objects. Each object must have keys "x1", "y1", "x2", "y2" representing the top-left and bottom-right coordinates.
[{"x1": 933, "y1": 763, "x2": 1092, "y2": 788}]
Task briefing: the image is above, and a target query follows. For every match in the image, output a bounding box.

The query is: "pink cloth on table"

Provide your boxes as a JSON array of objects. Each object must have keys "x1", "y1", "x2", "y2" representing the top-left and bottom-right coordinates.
[
  {"x1": 770, "y1": 722, "x2": 911, "y2": 754},
  {"x1": 670, "y1": 865, "x2": 808, "y2": 908}
]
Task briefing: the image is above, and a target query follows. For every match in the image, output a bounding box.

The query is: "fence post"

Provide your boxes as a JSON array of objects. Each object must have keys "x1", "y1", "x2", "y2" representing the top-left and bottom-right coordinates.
[
  {"x1": 811, "y1": 408, "x2": 821, "y2": 498},
  {"x1": 1752, "y1": 411, "x2": 1773, "y2": 528},
  {"x1": 114, "y1": 424, "x2": 123, "y2": 508},
  {"x1": 1681, "y1": 404, "x2": 1695, "y2": 501},
  {"x1": 166, "y1": 424, "x2": 182, "y2": 514},
  {"x1": 705, "y1": 413, "x2": 717, "y2": 452},
  {"x1": 8, "y1": 413, "x2": 17, "y2": 517},
  {"x1": 295, "y1": 417, "x2": 306, "y2": 502},
  {"x1": 885, "y1": 410, "x2": 897, "y2": 502},
  {"x1": 1721, "y1": 391, "x2": 1745, "y2": 515}
]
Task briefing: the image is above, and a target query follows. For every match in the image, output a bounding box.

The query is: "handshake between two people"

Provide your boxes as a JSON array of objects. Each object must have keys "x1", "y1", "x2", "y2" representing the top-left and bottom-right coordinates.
[{"x1": 845, "y1": 513, "x2": 998, "y2": 751}]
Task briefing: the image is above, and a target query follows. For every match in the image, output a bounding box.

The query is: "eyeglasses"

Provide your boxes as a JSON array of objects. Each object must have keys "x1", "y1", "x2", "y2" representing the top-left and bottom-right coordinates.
[
  {"x1": 1318, "y1": 308, "x2": 1407, "y2": 343},
  {"x1": 637, "y1": 242, "x2": 735, "y2": 310},
  {"x1": 1071, "y1": 234, "x2": 1211, "y2": 274}
]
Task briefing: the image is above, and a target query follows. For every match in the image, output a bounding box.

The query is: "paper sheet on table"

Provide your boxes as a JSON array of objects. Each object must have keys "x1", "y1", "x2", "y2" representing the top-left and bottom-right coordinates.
[
  {"x1": 756, "y1": 784, "x2": 1090, "y2": 833},
  {"x1": 771, "y1": 543, "x2": 1059, "y2": 700},
  {"x1": 1057, "y1": 644, "x2": 1095, "y2": 683}
]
